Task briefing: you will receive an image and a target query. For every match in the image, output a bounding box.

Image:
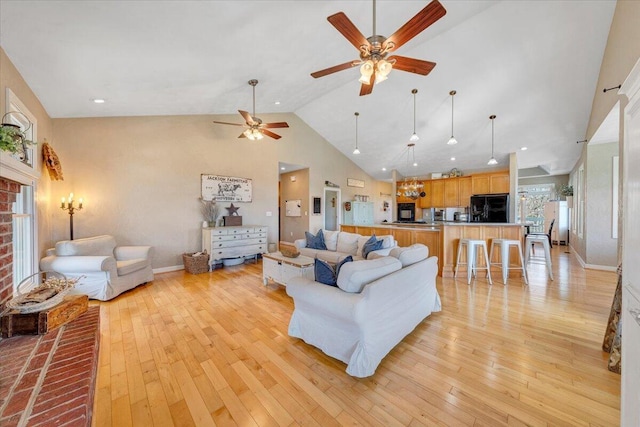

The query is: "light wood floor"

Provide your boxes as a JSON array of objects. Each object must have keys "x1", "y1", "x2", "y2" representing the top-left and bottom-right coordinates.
[{"x1": 92, "y1": 245, "x2": 621, "y2": 426}]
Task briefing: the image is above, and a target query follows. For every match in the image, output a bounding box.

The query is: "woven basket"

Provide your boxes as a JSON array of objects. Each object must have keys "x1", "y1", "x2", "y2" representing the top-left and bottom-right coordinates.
[
  {"x1": 183, "y1": 251, "x2": 210, "y2": 274},
  {"x1": 279, "y1": 241, "x2": 300, "y2": 258}
]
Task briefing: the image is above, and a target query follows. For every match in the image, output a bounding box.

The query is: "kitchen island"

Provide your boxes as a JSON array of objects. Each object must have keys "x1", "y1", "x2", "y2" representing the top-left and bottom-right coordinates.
[{"x1": 341, "y1": 222, "x2": 526, "y2": 277}]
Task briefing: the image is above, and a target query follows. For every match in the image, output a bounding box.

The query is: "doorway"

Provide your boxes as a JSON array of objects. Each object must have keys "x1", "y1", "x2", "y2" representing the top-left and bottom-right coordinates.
[{"x1": 324, "y1": 188, "x2": 340, "y2": 231}]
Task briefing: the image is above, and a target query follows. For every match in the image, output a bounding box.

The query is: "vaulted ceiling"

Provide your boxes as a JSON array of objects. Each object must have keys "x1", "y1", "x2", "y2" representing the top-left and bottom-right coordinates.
[{"x1": 0, "y1": 1, "x2": 616, "y2": 180}]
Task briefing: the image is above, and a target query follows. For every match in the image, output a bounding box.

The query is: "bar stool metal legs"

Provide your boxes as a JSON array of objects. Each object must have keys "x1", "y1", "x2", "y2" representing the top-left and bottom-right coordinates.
[
  {"x1": 454, "y1": 238, "x2": 493, "y2": 285},
  {"x1": 524, "y1": 235, "x2": 554, "y2": 280},
  {"x1": 489, "y1": 239, "x2": 528, "y2": 285}
]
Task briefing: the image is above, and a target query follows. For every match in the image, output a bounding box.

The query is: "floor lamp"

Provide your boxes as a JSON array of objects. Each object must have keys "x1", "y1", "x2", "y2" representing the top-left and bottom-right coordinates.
[{"x1": 61, "y1": 193, "x2": 83, "y2": 240}]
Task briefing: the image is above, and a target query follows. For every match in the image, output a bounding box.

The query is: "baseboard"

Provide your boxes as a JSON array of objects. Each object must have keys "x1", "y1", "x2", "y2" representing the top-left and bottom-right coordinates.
[
  {"x1": 568, "y1": 245, "x2": 616, "y2": 271},
  {"x1": 153, "y1": 265, "x2": 184, "y2": 274},
  {"x1": 583, "y1": 264, "x2": 618, "y2": 272},
  {"x1": 571, "y1": 246, "x2": 586, "y2": 267}
]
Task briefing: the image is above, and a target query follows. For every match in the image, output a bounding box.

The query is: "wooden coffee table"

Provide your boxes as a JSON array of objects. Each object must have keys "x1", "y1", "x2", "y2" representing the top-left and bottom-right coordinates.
[{"x1": 262, "y1": 252, "x2": 315, "y2": 286}]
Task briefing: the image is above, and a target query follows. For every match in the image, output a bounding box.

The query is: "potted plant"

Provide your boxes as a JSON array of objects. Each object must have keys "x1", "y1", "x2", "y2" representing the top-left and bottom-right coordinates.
[
  {"x1": 559, "y1": 184, "x2": 573, "y2": 207},
  {"x1": 199, "y1": 198, "x2": 219, "y2": 227},
  {"x1": 0, "y1": 122, "x2": 33, "y2": 160}
]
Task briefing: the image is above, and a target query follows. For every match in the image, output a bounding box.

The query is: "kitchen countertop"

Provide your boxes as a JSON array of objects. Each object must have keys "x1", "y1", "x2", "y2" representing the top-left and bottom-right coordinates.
[{"x1": 375, "y1": 222, "x2": 525, "y2": 227}]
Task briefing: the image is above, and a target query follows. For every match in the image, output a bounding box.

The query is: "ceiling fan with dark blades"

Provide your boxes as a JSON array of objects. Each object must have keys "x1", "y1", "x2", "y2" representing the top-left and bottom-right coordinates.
[
  {"x1": 310, "y1": 0, "x2": 446, "y2": 96},
  {"x1": 213, "y1": 79, "x2": 289, "y2": 140}
]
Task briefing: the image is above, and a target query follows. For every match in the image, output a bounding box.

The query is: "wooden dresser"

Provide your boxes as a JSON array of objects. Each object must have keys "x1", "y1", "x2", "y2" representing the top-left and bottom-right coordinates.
[{"x1": 202, "y1": 225, "x2": 268, "y2": 268}]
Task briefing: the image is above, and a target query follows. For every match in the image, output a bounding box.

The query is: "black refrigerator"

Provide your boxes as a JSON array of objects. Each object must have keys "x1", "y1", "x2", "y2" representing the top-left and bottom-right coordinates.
[{"x1": 470, "y1": 193, "x2": 509, "y2": 223}]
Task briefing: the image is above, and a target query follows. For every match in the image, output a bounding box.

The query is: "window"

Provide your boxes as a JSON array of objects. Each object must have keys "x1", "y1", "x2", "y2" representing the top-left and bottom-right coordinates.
[
  {"x1": 2, "y1": 89, "x2": 39, "y2": 291},
  {"x1": 517, "y1": 183, "x2": 555, "y2": 232},
  {"x1": 12, "y1": 186, "x2": 35, "y2": 290}
]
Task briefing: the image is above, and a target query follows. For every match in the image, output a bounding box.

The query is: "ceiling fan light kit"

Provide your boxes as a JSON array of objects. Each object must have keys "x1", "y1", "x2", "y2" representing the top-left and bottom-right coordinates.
[
  {"x1": 213, "y1": 79, "x2": 289, "y2": 140},
  {"x1": 311, "y1": 0, "x2": 446, "y2": 96},
  {"x1": 447, "y1": 90, "x2": 458, "y2": 145},
  {"x1": 488, "y1": 114, "x2": 498, "y2": 165}
]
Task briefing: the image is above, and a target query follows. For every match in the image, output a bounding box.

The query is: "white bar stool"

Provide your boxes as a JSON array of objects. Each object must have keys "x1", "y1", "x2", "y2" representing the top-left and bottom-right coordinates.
[
  {"x1": 489, "y1": 239, "x2": 528, "y2": 285},
  {"x1": 524, "y1": 234, "x2": 554, "y2": 280},
  {"x1": 454, "y1": 238, "x2": 493, "y2": 285}
]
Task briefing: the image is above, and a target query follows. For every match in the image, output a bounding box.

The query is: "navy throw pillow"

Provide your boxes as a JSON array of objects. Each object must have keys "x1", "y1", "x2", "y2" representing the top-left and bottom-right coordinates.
[
  {"x1": 314, "y1": 256, "x2": 353, "y2": 286},
  {"x1": 305, "y1": 230, "x2": 327, "y2": 250},
  {"x1": 362, "y1": 234, "x2": 384, "y2": 259}
]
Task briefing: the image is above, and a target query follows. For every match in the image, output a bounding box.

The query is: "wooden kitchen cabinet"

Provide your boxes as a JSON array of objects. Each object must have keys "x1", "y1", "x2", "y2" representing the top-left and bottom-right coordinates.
[
  {"x1": 472, "y1": 171, "x2": 509, "y2": 195},
  {"x1": 490, "y1": 171, "x2": 510, "y2": 193},
  {"x1": 458, "y1": 176, "x2": 473, "y2": 207},
  {"x1": 444, "y1": 179, "x2": 459, "y2": 207},
  {"x1": 472, "y1": 175, "x2": 490, "y2": 195},
  {"x1": 403, "y1": 170, "x2": 509, "y2": 208},
  {"x1": 430, "y1": 179, "x2": 444, "y2": 207},
  {"x1": 419, "y1": 180, "x2": 432, "y2": 208}
]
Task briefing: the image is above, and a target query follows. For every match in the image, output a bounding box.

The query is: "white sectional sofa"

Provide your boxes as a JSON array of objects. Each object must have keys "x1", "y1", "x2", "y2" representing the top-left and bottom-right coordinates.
[
  {"x1": 293, "y1": 229, "x2": 397, "y2": 263},
  {"x1": 286, "y1": 244, "x2": 441, "y2": 377}
]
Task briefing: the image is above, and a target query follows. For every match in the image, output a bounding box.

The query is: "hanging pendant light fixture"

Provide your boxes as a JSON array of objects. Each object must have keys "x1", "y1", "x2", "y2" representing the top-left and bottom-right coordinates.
[
  {"x1": 353, "y1": 112, "x2": 360, "y2": 154},
  {"x1": 487, "y1": 114, "x2": 498, "y2": 165},
  {"x1": 409, "y1": 89, "x2": 419, "y2": 142},
  {"x1": 398, "y1": 143, "x2": 424, "y2": 200},
  {"x1": 447, "y1": 90, "x2": 458, "y2": 145}
]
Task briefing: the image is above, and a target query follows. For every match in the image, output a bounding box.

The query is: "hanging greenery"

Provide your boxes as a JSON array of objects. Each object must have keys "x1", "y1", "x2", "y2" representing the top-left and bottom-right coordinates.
[{"x1": 0, "y1": 123, "x2": 33, "y2": 154}]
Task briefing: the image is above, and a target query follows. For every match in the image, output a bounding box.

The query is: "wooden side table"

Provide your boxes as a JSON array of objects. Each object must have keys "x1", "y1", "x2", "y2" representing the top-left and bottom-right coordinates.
[
  {"x1": 263, "y1": 252, "x2": 315, "y2": 286},
  {"x1": 1, "y1": 294, "x2": 89, "y2": 338}
]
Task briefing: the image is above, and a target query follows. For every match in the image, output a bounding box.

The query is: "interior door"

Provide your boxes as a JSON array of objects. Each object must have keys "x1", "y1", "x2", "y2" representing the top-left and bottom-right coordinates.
[{"x1": 324, "y1": 189, "x2": 339, "y2": 231}]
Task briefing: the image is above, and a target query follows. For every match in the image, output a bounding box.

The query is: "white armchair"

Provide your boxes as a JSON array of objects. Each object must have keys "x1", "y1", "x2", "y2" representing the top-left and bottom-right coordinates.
[{"x1": 39, "y1": 235, "x2": 154, "y2": 301}]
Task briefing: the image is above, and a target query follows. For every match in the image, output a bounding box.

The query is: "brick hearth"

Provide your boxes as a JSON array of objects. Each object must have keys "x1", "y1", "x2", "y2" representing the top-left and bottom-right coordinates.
[{"x1": 0, "y1": 306, "x2": 100, "y2": 426}]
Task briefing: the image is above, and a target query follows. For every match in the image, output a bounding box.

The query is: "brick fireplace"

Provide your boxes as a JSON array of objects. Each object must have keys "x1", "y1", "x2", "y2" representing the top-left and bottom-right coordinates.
[{"x1": 0, "y1": 176, "x2": 21, "y2": 309}]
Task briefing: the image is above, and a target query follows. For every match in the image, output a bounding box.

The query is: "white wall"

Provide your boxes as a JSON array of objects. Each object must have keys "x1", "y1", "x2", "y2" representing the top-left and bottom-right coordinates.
[
  {"x1": 51, "y1": 113, "x2": 391, "y2": 269},
  {"x1": 586, "y1": 142, "x2": 619, "y2": 266}
]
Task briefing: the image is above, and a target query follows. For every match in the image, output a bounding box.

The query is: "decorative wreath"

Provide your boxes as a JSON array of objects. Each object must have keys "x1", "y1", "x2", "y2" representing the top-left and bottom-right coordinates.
[{"x1": 42, "y1": 141, "x2": 64, "y2": 180}]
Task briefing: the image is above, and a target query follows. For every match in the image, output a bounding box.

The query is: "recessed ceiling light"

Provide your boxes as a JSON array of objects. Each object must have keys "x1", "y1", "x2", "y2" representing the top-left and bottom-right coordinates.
[
  {"x1": 382, "y1": 167, "x2": 387, "y2": 171},
  {"x1": 280, "y1": 166, "x2": 285, "y2": 170},
  {"x1": 274, "y1": 101, "x2": 280, "y2": 105},
  {"x1": 450, "y1": 157, "x2": 456, "y2": 161},
  {"x1": 92, "y1": 98, "x2": 105, "y2": 104},
  {"x1": 521, "y1": 146, "x2": 528, "y2": 151}
]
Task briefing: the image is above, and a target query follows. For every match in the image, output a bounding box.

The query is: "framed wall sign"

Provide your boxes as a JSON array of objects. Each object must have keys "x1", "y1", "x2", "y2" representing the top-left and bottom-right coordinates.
[
  {"x1": 347, "y1": 178, "x2": 365, "y2": 188},
  {"x1": 201, "y1": 174, "x2": 252, "y2": 202}
]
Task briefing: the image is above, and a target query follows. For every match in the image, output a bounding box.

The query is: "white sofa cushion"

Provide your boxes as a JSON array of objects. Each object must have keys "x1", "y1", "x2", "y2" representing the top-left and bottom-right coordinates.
[
  {"x1": 390, "y1": 244, "x2": 429, "y2": 267},
  {"x1": 55, "y1": 235, "x2": 116, "y2": 256},
  {"x1": 116, "y1": 258, "x2": 149, "y2": 276},
  {"x1": 337, "y1": 257, "x2": 402, "y2": 293},
  {"x1": 336, "y1": 232, "x2": 360, "y2": 256},
  {"x1": 322, "y1": 230, "x2": 339, "y2": 251}
]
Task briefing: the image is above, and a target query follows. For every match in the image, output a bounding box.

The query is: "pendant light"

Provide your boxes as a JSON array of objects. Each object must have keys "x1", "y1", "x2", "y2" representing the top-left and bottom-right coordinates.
[
  {"x1": 487, "y1": 114, "x2": 498, "y2": 165},
  {"x1": 353, "y1": 112, "x2": 360, "y2": 155},
  {"x1": 447, "y1": 90, "x2": 458, "y2": 145},
  {"x1": 409, "y1": 89, "x2": 419, "y2": 142}
]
